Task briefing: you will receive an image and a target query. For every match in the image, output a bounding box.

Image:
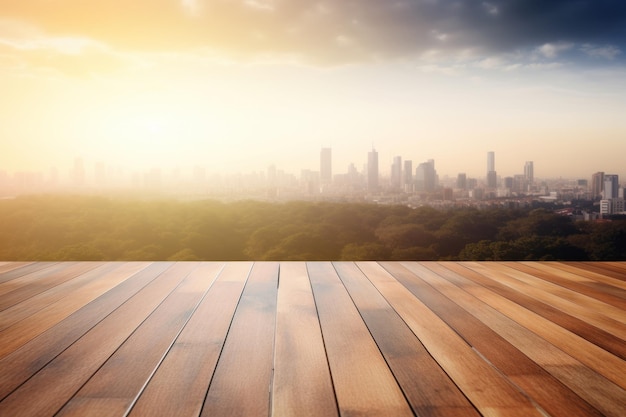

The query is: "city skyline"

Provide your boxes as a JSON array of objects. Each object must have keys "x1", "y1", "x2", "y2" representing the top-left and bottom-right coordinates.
[{"x1": 2, "y1": 2, "x2": 626, "y2": 179}]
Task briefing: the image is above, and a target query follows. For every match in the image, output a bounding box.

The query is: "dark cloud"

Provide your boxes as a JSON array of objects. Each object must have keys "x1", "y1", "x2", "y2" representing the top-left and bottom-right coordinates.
[{"x1": 2, "y1": 0, "x2": 625, "y2": 64}]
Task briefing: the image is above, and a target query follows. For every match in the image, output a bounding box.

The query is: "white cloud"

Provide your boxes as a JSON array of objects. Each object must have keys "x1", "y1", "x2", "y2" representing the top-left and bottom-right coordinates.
[
  {"x1": 537, "y1": 42, "x2": 573, "y2": 59},
  {"x1": 580, "y1": 44, "x2": 622, "y2": 60},
  {"x1": 482, "y1": 2, "x2": 499, "y2": 16}
]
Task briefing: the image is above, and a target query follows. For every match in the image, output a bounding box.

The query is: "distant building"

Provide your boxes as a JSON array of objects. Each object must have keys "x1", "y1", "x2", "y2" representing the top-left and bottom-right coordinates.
[
  {"x1": 320, "y1": 148, "x2": 332, "y2": 184},
  {"x1": 604, "y1": 174, "x2": 619, "y2": 199},
  {"x1": 403, "y1": 160, "x2": 413, "y2": 192},
  {"x1": 456, "y1": 173, "x2": 467, "y2": 190},
  {"x1": 367, "y1": 148, "x2": 379, "y2": 191},
  {"x1": 390, "y1": 156, "x2": 402, "y2": 189},
  {"x1": 486, "y1": 151, "x2": 497, "y2": 189},
  {"x1": 415, "y1": 159, "x2": 437, "y2": 192},
  {"x1": 524, "y1": 161, "x2": 534, "y2": 184},
  {"x1": 591, "y1": 171, "x2": 604, "y2": 200}
]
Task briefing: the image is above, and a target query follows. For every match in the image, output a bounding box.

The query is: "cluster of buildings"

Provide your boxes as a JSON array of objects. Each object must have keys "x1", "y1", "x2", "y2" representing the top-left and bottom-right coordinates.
[{"x1": 1, "y1": 149, "x2": 624, "y2": 218}]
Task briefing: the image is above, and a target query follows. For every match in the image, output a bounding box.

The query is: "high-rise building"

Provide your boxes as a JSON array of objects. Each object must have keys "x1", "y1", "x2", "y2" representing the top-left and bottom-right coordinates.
[
  {"x1": 486, "y1": 151, "x2": 497, "y2": 188},
  {"x1": 591, "y1": 172, "x2": 605, "y2": 200},
  {"x1": 403, "y1": 160, "x2": 413, "y2": 192},
  {"x1": 320, "y1": 148, "x2": 332, "y2": 184},
  {"x1": 457, "y1": 173, "x2": 467, "y2": 190},
  {"x1": 524, "y1": 161, "x2": 534, "y2": 184},
  {"x1": 367, "y1": 148, "x2": 379, "y2": 191},
  {"x1": 415, "y1": 159, "x2": 437, "y2": 192},
  {"x1": 390, "y1": 156, "x2": 402, "y2": 189},
  {"x1": 604, "y1": 174, "x2": 619, "y2": 199}
]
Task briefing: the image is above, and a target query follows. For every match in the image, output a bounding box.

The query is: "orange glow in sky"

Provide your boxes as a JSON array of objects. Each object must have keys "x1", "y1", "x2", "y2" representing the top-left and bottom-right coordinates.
[{"x1": 1, "y1": 1, "x2": 626, "y2": 179}]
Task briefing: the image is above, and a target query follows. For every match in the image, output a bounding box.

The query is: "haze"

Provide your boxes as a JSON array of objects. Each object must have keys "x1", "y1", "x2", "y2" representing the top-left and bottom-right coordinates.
[{"x1": 2, "y1": 1, "x2": 626, "y2": 180}]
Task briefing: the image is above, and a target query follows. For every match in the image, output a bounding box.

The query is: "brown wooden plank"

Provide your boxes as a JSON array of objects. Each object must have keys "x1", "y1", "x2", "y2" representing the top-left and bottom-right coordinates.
[
  {"x1": 0, "y1": 262, "x2": 34, "y2": 274},
  {"x1": 201, "y1": 262, "x2": 279, "y2": 417},
  {"x1": 0, "y1": 262, "x2": 195, "y2": 416},
  {"x1": 0, "y1": 262, "x2": 80, "y2": 297},
  {"x1": 306, "y1": 262, "x2": 415, "y2": 417},
  {"x1": 505, "y1": 262, "x2": 626, "y2": 310},
  {"x1": 568, "y1": 262, "x2": 626, "y2": 282},
  {"x1": 359, "y1": 261, "x2": 550, "y2": 417},
  {"x1": 545, "y1": 262, "x2": 626, "y2": 290},
  {"x1": 0, "y1": 262, "x2": 170, "y2": 401},
  {"x1": 0, "y1": 262, "x2": 151, "y2": 358},
  {"x1": 0, "y1": 262, "x2": 102, "y2": 311},
  {"x1": 439, "y1": 262, "x2": 626, "y2": 415},
  {"x1": 271, "y1": 262, "x2": 338, "y2": 417},
  {"x1": 334, "y1": 261, "x2": 481, "y2": 417},
  {"x1": 56, "y1": 263, "x2": 223, "y2": 417},
  {"x1": 0, "y1": 263, "x2": 119, "y2": 332},
  {"x1": 0, "y1": 262, "x2": 59, "y2": 284},
  {"x1": 128, "y1": 262, "x2": 252, "y2": 417},
  {"x1": 399, "y1": 261, "x2": 606, "y2": 417},
  {"x1": 465, "y1": 262, "x2": 626, "y2": 338}
]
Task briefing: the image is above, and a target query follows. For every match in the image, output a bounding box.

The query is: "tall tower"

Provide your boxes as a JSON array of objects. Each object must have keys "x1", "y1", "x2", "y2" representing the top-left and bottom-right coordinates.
[
  {"x1": 391, "y1": 156, "x2": 402, "y2": 189},
  {"x1": 320, "y1": 148, "x2": 332, "y2": 184},
  {"x1": 524, "y1": 161, "x2": 534, "y2": 184},
  {"x1": 604, "y1": 175, "x2": 619, "y2": 199},
  {"x1": 591, "y1": 172, "x2": 604, "y2": 200},
  {"x1": 367, "y1": 148, "x2": 379, "y2": 191},
  {"x1": 403, "y1": 160, "x2": 413, "y2": 192},
  {"x1": 486, "y1": 151, "x2": 497, "y2": 189}
]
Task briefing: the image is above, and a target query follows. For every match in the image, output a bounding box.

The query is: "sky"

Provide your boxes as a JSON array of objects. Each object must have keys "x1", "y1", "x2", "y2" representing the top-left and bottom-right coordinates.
[{"x1": 1, "y1": 0, "x2": 626, "y2": 180}]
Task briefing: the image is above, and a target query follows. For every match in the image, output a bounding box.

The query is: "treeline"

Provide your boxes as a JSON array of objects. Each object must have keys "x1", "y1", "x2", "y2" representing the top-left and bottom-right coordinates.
[{"x1": 0, "y1": 195, "x2": 625, "y2": 261}]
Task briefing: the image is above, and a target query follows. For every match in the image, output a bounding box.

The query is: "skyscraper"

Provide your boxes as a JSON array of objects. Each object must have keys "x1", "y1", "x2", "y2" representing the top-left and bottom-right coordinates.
[
  {"x1": 524, "y1": 161, "x2": 534, "y2": 184},
  {"x1": 415, "y1": 159, "x2": 437, "y2": 192},
  {"x1": 391, "y1": 156, "x2": 402, "y2": 189},
  {"x1": 320, "y1": 148, "x2": 332, "y2": 184},
  {"x1": 367, "y1": 148, "x2": 379, "y2": 191},
  {"x1": 486, "y1": 151, "x2": 497, "y2": 188},
  {"x1": 591, "y1": 172, "x2": 604, "y2": 200},
  {"x1": 604, "y1": 175, "x2": 619, "y2": 199},
  {"x1": 403, "y1": 160, "x2": 413, "y2": 192}
]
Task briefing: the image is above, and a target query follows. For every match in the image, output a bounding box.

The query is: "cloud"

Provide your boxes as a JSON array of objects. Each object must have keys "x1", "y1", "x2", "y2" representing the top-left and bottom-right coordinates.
[{"x1": 1, "y1": 1, "x2": 625, "y2": 66}]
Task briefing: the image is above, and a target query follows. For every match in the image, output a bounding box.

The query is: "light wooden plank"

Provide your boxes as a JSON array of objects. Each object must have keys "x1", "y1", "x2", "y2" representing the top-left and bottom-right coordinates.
[
  {"x1": 0, "y1": 262, "x2": 80, "y2": 297},
  {"x1": 335, "y1": 261, "x2": 481, "y2": 417},
  {"x1": 0, "y1": 262, "x2": 59, "y2": 284},
  {"x1": 307, "y1": 262, "x2": 415, "y2": 417},
  {"x1": 358, "y1": 261, "x2": 547, "y2": 417},
  {"x1": 128, "y1": 262, "x2": 252, "y2": 417},
  {"x1": 56, "y1": 263, "x2": 223, "y2": 417},
  {"x1": 0, "y1": 262, "x2": 164, "y2": 400},
  {"x1": 0, "y1": 262, "x2": 34, "y2": 274},
  {"x1": 0, "y1": 262, "x2": 191, "y2": 416},
  {"x1": 404, "y1": 261, "x2": 606, "y2": 417},
  {"x1": 0, "y1": 262, "x2": 150, "y2": 358},
  {"x1": 201, "y1": 262, "x2": 279, "y2": 417},
  {"x1": 541, "y1": 262, "x2": 626, "y2": 290},
  {"x1": 0, "y1": 262, "x2": 102, "y2": 311},
  {"x1": 271, "y1": 262, "x2": 338, "y2": 417},
  {"x1": 465, "y1": 262, "x2": 626, "y2": 337},
  {"x1": 505, "y1": 262, "x2": 626, "y2": 310},
  {"x1": 441, "y1": 262, "x2": 626, "y2": 414}
]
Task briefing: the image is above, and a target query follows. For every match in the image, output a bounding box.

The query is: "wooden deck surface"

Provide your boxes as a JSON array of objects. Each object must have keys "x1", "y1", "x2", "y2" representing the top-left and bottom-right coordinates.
[{"x1": 0, "y1": 261, "x2": 624, "y2": 416}]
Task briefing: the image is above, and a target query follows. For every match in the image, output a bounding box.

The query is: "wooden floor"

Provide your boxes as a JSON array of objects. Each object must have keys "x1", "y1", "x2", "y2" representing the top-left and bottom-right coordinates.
[{"x1": 0, "y1": 262, "x2": 624, "y2": 417}]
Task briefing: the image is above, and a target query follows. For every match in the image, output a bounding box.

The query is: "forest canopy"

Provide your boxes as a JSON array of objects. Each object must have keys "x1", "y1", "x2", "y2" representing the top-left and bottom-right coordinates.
[{"x1": 1, "y1": 195, "x2": 624, "y2": 261}]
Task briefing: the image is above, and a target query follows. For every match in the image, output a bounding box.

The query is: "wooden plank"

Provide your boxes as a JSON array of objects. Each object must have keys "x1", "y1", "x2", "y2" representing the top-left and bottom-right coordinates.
[
  {"x1": 358, "y1": 261, "x2": 548, "y2": 417},
  {"x1": 440, "y1": 262, "x2": 626, "y2": 414},
  {"x1": 271, "y1": 262, "x2": 338, "y2": 417},
  {"x1": 0, "y1": 262, "x2": 168, "y2": 401},
  {"x1": 128, "y1": 262, "x2": 252, "y2": 417},
  {"x1": 505, "y1": 262, "x2": 626, "y2": 310},
  {"x1": 0, "y1": 262, "x2": 34, "y2": 274},
  {"x1": 201, "y1": 262, "x2": 279, "y2": 417},
  {"x1": 0, "y1": 262, "x2": 102, "y2": 311},
  {"x1": 465, "y1": 262, "x2": 626, "y2": 337},
  {"x1": 306, "y1": 262, "x2": 415, "y2": 417},
  {"x1": 0, "y1": 262, "x2": 151, "y2": 358},
  {"x1": 334, "y1": 261, "x2": 481, "y2": 417},
  {"x1": 544, "y1": 262, "x2": 626, "y2": 290},
  {"x1": 0, "y1": 262, "x2": 79, "y2": 297},
  {"x1": 568, "y1": 262, "x2": 626, "y2": 282},
  {"x1": 0, "y1": 262, "x2": 194, "y2": 416},
  {"x1": 0, "y1": 263, "x2": 118, "y2": 332},
  {"x1": 399, "y1": 261, "x2": 605, "y2": 417},
  {"x1": 0, "y1": 262, "x2": 59, "y2": 284},
  {"x1": 56, "y1": 263, "x2": 223, "y2": 417}
]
